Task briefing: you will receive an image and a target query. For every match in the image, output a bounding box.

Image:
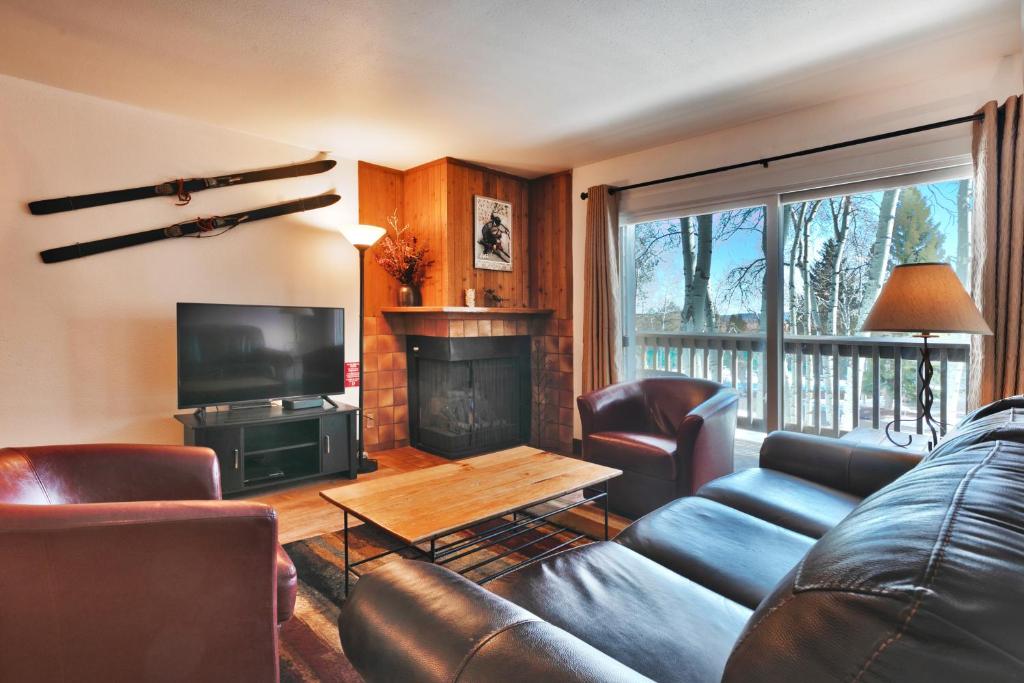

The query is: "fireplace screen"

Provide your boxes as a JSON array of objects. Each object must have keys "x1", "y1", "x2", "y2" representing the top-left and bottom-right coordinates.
[{"x1": 409, "y1": 336, "x2": 530, "y2": 458}]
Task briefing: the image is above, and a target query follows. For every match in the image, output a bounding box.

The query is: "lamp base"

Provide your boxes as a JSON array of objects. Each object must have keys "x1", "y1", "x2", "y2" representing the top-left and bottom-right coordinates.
[
  {"x1": 884, "y1": 334, "x2": 941, "y2": 452},
  {"x1": 358, "y1": 452, "x2": 379, "y2": 474}
]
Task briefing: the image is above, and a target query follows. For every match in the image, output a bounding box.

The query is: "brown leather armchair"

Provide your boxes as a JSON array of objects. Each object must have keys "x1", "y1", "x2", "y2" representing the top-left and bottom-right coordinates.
[
  {"x1": 0, "y1": 444, "x2": 297, "y2": 683},
  {"x1": 578, "y1": 377, "x2": 739, "y2": 518}
]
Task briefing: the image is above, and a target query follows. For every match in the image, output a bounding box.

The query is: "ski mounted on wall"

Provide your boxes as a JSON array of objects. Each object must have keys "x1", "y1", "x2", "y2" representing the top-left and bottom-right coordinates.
[
  {"x1": 40, "y1": 194, "x2": 340, "y2": 264},
  {"x1": 28, "y1": 159, "x2": 336, "y2": 215}
]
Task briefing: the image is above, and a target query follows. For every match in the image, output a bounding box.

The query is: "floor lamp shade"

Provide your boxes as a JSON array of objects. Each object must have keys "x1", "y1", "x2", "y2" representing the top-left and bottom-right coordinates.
[
  {"x1": 340, "y1": 224, "x2": 386, "y2": 248},
  {"x1": 861, "y1": 263, "x2": 991, "y2": 335}
]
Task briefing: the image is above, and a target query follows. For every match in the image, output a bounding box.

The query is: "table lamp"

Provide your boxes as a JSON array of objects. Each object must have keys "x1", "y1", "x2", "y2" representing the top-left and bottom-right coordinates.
[
  {"x1": 340, "y1": 224, "x2": 386, "y2": 473},
  {"x1": 861, "y1": 262, "x2": 991, "y2": 450}
]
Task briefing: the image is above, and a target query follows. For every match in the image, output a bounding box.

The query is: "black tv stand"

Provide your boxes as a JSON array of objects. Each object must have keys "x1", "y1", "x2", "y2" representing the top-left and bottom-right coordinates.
[{"x1": 175, "y1": 402, "x2": 359, "y2": 495}]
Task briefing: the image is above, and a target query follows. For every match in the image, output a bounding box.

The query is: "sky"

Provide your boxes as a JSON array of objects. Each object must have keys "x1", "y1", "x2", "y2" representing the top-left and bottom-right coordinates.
[{"x1": 634, "y1": 178, "x2": 969, "y2": 318}]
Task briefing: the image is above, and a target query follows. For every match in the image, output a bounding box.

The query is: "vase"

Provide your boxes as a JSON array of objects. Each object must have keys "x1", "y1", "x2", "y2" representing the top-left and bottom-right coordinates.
[{"x1": 398, "y1": 285, "x2": 422, "y2": 307}]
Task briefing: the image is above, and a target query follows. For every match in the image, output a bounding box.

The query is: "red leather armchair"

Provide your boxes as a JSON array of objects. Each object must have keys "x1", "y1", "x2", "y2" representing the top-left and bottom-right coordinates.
[
  {"x1": 0, "y1": 444, "x2": 297, "y2": 683},
  {"x1": 578, "y1": 377, "x2": 739, "y2": 518}
]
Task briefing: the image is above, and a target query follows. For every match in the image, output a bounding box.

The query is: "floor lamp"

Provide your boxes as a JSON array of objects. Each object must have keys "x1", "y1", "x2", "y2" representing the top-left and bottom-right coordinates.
[
  {"x1": 861, "y1": 262, "x2": 991, "y2": 450},
  {"x1": 339, "y1": 224, "x2": 386, "y2": 474}
]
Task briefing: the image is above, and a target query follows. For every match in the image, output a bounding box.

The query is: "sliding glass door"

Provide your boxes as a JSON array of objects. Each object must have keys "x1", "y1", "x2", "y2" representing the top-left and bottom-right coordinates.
[
  {"x1": 623, "y1": 204, "x2": 768, "y2": 429},
  {"x1": 621, "y1": 168, "x2": 973, "y2": 437},
  {"x1": 781, "y1": 175, "x2": 972, "y2": 436}
]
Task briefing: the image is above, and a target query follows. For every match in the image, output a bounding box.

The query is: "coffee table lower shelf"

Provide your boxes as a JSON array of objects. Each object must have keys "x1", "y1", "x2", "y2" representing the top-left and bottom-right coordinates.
[{"x1": 341, "y1": 481, "x2": 609, "y2": 596}]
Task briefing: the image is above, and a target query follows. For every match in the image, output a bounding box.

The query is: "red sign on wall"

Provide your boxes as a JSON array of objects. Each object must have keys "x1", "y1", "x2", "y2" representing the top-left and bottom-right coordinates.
[{"x1": 344, "y1": 362, "x2": 360, "y2": 388}]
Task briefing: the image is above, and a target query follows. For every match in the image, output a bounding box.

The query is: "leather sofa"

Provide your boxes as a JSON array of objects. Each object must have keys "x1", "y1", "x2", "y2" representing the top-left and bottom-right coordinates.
[
  {"x1": 578, "y1": 377, "x2": 739, "y2": 518},
  {"x1": 338, "y1": 399, "x2": 1024, "y2": 682},
  {"x1": 0, "y1": 443, "x2": 297, "y2": 683}
]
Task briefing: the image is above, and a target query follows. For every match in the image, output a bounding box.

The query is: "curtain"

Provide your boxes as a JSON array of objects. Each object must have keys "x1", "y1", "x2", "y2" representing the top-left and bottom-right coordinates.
[
  {"x1": 582, "y1": 185, "x2": 622, "y2": 394},
  {"x1": 970, "y1": 96, "x2": 1024, "y2": 408}
]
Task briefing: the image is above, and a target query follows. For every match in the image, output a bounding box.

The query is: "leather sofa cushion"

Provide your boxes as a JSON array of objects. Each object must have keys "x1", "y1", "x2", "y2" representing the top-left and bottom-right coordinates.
[
  {"x1": 615, "y1": 496, "x2": 815, "y2": 609},
  {"x1": 488, "y1": 541, "x2": 751, "y2": 683},
  {"x1": 929, "y1": 407, "x2": 1024, "y2": 459},
  {"x1": 698, "y1": 468, "x2": 860, "y2": 538},
  {"x1": 276, "y1": 544, "x2": 298, "y2": 623},
  {"x1": 957, "y1": 394, "x2": 1024, "y2": 426},
  {"x1": 585, "y1": 432, "x2": 677, "y2": 479},
  {"x1": 723, "y1": 440, "x2": 1024, "y2": 682}
]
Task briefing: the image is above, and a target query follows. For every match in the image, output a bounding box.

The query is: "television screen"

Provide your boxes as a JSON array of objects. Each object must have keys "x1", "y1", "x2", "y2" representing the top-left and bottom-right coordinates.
[{"x1": 177, "y1": 303, "x2": 345, "y2": 408}]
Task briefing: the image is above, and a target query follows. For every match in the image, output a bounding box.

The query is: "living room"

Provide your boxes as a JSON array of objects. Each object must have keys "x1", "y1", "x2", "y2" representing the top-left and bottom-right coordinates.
[{"x1": 1, "y1": 2, "x2": 1022, "y2": 682}]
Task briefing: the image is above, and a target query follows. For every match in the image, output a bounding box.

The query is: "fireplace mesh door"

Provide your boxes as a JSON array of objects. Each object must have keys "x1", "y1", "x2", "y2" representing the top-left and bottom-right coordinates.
[
  {"x1": 413, "y1": 354, "x2": 526, "y2": 457},
  {"x1": 417, "y1": 358, "x2": 473, "y2": 454},
  {"x1": 472, "y1": 357, "x2": 522, "y2": 449}
]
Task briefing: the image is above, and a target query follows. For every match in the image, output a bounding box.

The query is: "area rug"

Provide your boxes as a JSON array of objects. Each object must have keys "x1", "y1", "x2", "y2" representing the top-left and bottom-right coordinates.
[{"x1": 279, "y1": 517, "x2": 590, "y2": 682}]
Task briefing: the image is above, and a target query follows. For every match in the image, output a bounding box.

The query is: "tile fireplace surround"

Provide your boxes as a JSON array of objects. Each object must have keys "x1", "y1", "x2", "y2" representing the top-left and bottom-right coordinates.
[{"x1": 361, "y1": 307, "x2": 573, "y2": 455}]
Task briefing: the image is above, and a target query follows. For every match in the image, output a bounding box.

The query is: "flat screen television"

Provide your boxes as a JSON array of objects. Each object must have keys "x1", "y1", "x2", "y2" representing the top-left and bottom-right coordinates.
[{"x1": 177, "y1": 303, "x2": 345, "y2": 408}]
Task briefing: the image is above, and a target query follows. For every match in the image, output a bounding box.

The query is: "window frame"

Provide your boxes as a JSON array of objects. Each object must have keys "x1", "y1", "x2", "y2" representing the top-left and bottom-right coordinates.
[{"x1": 621, "y1": 164, "x2": 974, "y2": 432}]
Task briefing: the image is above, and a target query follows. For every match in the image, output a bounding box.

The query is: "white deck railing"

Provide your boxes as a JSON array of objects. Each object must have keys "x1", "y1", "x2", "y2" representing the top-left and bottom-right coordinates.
[{"x1": 635, "y1": 331, "x2": 969, "y2": 437}]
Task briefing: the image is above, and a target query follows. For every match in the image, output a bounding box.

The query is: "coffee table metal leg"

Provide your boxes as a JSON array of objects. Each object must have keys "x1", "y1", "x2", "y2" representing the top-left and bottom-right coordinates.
[
  {"x1": 429, "y1": 537, "x2": 436, "y2": 563},
  {"x1": 344, "y1": 510, "x2": 350, "y2": 596},
  {"x1": 603, "y1": 481, "x2": 610, "y2": 540}
]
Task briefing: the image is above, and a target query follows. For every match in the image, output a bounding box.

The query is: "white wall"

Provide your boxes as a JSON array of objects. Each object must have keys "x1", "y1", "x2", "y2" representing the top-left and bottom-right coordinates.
[
  {"x1": 571, "y1": 53, "x2": 1022, "y2": 437},
  {"x1": 0, "y1": 75, "x2": 360, "y2": 445}
]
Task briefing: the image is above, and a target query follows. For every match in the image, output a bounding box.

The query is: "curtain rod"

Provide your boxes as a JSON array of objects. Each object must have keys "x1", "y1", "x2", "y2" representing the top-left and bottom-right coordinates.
[{"x1": 579, "y1": 112, "x2": 983, "y2": 201}]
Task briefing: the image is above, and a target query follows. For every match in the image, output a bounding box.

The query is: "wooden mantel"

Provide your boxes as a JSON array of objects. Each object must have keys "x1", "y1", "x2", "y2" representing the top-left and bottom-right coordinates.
[{"x1": 381, "y1": 306, "x2": 553, "y2": 316}]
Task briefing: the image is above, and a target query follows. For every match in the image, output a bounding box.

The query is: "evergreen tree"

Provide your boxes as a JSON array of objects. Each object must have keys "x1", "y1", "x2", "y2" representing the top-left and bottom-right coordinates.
[
  {"x1": 808, "y1": 238, "x2": 865, "y2": 334},
  {"x1": 891, "y1": 188, "x2": 944, "y2": 264},
  {"x1": 809, "y1": 238, "x2": 839, "y2": 331}
]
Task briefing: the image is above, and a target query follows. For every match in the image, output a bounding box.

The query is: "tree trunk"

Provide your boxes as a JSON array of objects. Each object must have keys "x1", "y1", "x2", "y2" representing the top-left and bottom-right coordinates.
[
  {"x1": 827, "y1": 197, "x2": 852, "y2": 334},
  {"x1": 955, "y1": 180, "x2": 970, "y2": 281},
  {"x1": 680, "y1": 217, "x2": 695, "y2": 329},
  {"x1": 864, "y1": 188, "x2": 900, "y2": 308},
  {"x1": 797, "y1": 201, "x2": 821, "y2": 334},
  {"x1": 685, "y1": 214, "x2": 713, "y2": 332},
  {"x1": 786, "y1": 204, "x2": 801, "y2": 332},
  {"x1": 760, "y1": 215, "x2": 768, "y2": 328}
]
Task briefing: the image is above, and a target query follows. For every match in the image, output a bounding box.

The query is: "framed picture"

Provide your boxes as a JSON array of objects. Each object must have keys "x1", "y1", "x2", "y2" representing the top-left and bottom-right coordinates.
[{"x1": 473, "y1": 195, "x2": 513, "y2": 272}]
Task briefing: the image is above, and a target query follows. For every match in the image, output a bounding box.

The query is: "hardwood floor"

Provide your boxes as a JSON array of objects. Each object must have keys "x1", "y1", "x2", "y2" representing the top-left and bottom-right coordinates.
[
  {"x1": 243, "y1": 447, "x2": 447, "y2": 544},
  {"x1": 244, "y1": 446, "x2": 632, "y2": 544}
]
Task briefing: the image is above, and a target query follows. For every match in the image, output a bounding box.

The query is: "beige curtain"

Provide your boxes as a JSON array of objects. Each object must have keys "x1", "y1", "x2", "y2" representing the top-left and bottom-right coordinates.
[
  {"x1": 582, "y1": 185, "x2": 622, "y2": 394},
  {"x1": 970, "y1": 96, "x2": 1024, "y2": 407}
]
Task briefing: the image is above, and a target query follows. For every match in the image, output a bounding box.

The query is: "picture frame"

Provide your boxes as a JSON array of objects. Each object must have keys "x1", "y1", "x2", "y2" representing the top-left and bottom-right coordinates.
[{"x1": 473, "y1": 195, "x2": 513, "y2": 272}]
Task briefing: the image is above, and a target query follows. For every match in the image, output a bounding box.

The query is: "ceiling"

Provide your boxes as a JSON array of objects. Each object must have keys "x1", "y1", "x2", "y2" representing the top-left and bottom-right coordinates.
[{"x1": 0, "y1": 1, "x2": 1018, "y2": 176}]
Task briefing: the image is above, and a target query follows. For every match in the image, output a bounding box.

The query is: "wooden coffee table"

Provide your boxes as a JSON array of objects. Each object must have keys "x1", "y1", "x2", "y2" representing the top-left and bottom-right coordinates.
[{"x1": 320, "y1": 447, "x2": 621, "y2": 594}]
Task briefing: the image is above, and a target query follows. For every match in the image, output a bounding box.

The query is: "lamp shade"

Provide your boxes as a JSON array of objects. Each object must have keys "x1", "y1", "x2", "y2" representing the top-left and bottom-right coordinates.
[
  {"x1": 339, "y1": 224, "x2": 386, "y2": 247},
  {"x1": 861, "y1": 262, "x2": 992, "y2": 335}
]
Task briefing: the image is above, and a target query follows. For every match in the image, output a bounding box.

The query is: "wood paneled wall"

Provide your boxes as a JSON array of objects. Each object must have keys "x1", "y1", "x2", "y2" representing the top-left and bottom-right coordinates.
[
  {"x1": 444, "y1": 160, "x2": 530, "y2": 307},
  {"x1": 398, "y1": 158, "x2": 531, "y2": 307},
  {"x1": 401, "y1": 159, "x2": 448, "y2": 306},
  {"x1": 527, "y1": 171, "x2": 574, "y2": 452},
  {"x1": 360, "y1": 158, "x2": 569, "y2": 313},
  {"x1": 527, "y1": 171, "x2": 573, "y2": 319},
  {"x1": 358, "y1": 162, "x2": 404, "y2": 317}
]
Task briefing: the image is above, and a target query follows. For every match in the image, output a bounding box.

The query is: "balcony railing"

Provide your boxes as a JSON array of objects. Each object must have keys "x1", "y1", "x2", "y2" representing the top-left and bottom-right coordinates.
[{"x1": 635, "y1": 331, "x2": 969, "y2": 437}]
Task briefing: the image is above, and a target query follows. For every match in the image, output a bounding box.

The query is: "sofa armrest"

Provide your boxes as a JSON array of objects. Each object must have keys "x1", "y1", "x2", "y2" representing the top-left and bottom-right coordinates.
[
  {"x1": 13, "y1": 443, "x2": 221, "y2": 502},
  {"x1": 675, "y1": 388, "x2": 740, "y2": 493},
  {"x1": 759, "y1": 431, "x2": 922, "y2": 497},
  {"x1": 577, "y1": 382, "x2": 648, "y2": 438},
  {"x1": 338, "y1": 561, "x2": 653, "y2": 683},
  {"x1": 0, "y1": 500, "x2": 279, "y2": 682}
]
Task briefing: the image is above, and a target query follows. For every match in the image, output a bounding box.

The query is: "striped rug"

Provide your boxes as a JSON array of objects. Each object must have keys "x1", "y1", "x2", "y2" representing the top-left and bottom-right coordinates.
[{"x1": 279, "y1": 517, "x2": 590, "y2": 682}]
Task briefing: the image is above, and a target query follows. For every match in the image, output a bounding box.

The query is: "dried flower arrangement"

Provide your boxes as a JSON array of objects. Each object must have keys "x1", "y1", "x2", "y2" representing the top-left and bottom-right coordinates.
[{"x1": 373, "y1": 210, "x2": 434, "y2": 287}]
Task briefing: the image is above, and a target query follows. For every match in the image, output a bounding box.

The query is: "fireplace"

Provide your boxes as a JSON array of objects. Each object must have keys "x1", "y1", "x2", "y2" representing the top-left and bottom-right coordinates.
[{"x1": 407, "y1": 335, "x2": 530, "y2": 458}]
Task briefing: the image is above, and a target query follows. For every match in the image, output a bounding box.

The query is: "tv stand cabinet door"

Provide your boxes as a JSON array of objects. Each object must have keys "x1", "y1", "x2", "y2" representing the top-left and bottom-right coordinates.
[
  {"x1": 202, "y1": 427, "x2": 244, "y2": 494},
  {"x1": 321, "y1": 413, "x2": 354, "y2": 478}
]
